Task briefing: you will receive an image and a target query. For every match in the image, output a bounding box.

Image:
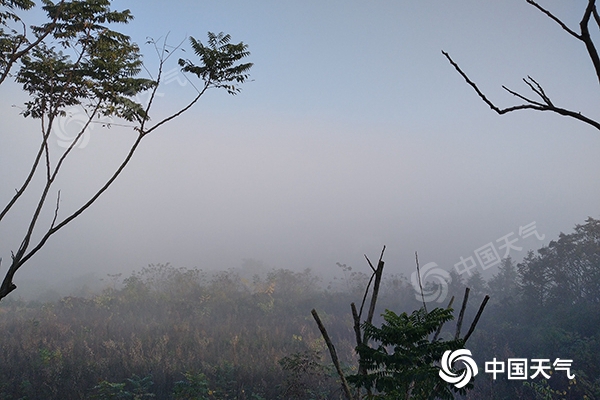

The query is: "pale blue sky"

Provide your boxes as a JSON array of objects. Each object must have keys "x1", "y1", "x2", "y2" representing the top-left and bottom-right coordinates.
[{"x1": 1, "y1": 1, "x2": 599, "y2": 295}]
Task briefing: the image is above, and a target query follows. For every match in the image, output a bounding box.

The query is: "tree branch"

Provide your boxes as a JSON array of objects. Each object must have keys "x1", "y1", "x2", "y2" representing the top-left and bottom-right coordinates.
[
  {"x1": 311, "y1": 309, "x2": 355, "y2": 400},
  {"x1": 432, "y1": 295, "x2": 454, "y2": 342},
  {"x1": 454, "y1": 287, "x2": 469, "y2": 340},
  {"x1": 415, "y1": 251, "x2": 428, "y2": 314},
  {"x1": 579, "y1": 0, "x2": 600, "y2": 85},
  {"x1": 525, "y1": 0, "x2": 580, "y2": 38},
  {"x1": 364, "y1": 246, "x2": 385, "y2": 342},
  {"x1": 442, "y1": 51, "x2": 600, "y2": 131},
  {"x1": 0, "y1": 1, "x2": 66, "y2": 86},
  {"x1": 463, "y1": 295, "x2": 490, "y2": 343}
]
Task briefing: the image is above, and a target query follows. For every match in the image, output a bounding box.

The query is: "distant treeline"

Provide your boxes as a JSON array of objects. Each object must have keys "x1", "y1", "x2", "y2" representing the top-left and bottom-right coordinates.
[{"x1": 0, "y1": 218, "x2": 598, "y2": 399}]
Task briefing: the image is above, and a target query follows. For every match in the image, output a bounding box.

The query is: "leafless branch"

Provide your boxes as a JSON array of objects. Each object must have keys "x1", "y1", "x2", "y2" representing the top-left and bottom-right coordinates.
[
  {"x1": 364, "y1": 246, "x2": 385, "y2": 337},
  {"x1": 454, "y1": 287, "x2": 470, "y2": 340},
  {"x1": 432, "y1": 295, "x2": 454, "y2": 342},
  {"x1": 463, "y1": 295, "x2": 490, "y2": 343},
  {"x1": 50, "y1": 190, "x2": 61, "y2": 229},
  {"x1": 364, "y1": 254, "x2": 375, "y2": 272},
  {"x1": 525, "y1": 0, "x2": 580, "y2": 38},
  {"x1": 415, "y1": 251, "x2": 427, "y2": 313},
  {"x1": 444, "y1": 1, "x2": 600, "y2": 132},
  {"x1": 311, "y1": 309, "x2": 355, "y2": 400},
  {"x1": 357, "y1": 272, "x2": 375, "y2": 320},
  {"x1": 351, "y1": 302, "x2": 362, "y2": 347},
  {"x1": 442, "y1": 51, "x2": 600, "y2": 131}
]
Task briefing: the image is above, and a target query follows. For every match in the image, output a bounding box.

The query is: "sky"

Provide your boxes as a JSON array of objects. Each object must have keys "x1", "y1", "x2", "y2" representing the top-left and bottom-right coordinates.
[{"x1": 1, "y1": 1, "x2": 599, "y2": 297}]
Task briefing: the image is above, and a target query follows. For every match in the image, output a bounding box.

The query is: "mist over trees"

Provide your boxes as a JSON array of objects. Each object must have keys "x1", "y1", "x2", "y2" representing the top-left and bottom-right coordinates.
[
  {"x1": 1, "y1": 1, "x2": 598, "y2": 399},
  {"x1": 0, "y1": 217, "x2": 597, "y2": 398}
]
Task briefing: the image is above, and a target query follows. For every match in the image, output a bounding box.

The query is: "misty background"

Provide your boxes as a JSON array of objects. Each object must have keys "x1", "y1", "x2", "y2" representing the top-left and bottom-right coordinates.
[{"x1": 0, "y1": 0, "x2": 598, "y2": 297}]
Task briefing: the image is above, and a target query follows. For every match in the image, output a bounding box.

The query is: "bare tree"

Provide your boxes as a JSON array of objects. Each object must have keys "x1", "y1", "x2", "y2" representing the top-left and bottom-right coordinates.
[
  {"x1": 0, "y1": 1, "x2": 252, "y2": 301},
  {"x1": 443, "y1": 0, "x2": 600, "y2": 132}
]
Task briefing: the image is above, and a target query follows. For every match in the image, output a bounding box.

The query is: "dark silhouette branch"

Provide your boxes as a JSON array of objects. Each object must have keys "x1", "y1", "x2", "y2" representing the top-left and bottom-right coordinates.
[
  {"x1": 311, "y1": 309, "x2": 355, "y2": 400},
  {"x1": 415, "y1": 251, "x2": 427, "y2": 314},
  {"x1": 443, "y1": 0, "x2": 600, "y2": 132},
  {"x1": 525, "y1": 0, "x2": 600, "y2": 85},
  {"x1": 442, "y1": 51, "x2": 600, "y2": 131},
  {"x1": 463, "y1": 294, "x2": 490, "y2": 343},
  {"x1": 432, "y1": 295, "x2": 454, "y2": 342},
  {"x1": 363, "y1": 246, "x2": 385, "y2": 344},
  {"x1": 454, "y1": 287, "x2": 470, "y2": 340},
  {"x1": 351, "y1": 302, "x2": 362, "y2": 347}
]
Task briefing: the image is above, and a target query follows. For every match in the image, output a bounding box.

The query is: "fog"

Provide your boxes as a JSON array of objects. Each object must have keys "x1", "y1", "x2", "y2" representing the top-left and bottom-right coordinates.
[{"x1": 1, "y1": 0, "x2": 599, "y2": 298}]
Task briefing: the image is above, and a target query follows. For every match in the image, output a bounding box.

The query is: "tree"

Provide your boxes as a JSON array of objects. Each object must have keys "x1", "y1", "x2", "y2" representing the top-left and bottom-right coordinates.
[
  {"x1": 348, "y1": 308, "x2": 468, "y2": 400},
  {"x1": 517, "y1": 250, "x2": 552, "y2": 313},
  {"x1": 543, "y1": 217, "x2": 600, "y2": 307},
  {"x1": 0, "y1": 0, "x2": 252, "y2": 301},
  {"x1": 464, "y1": 270, "x2": 487, "y2": 304},
  {"x1": 487, "y1": 257, "x2": 519, "y2": 305},
  {"x1": 311, "y1": 248, "x2": 490, "y2": 400},
  {"x1": 443, "y1": 0, "x2": 600, "y2": 132}
]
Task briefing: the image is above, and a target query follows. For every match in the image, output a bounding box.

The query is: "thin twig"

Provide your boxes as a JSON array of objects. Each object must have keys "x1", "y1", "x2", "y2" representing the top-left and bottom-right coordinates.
[
  {"x1": 415, "y1": 251, "x2": 427, "y2": 313},
  {"x1": 358, "y1": 267, "x2": 376, "y2": 319},
  {"x1": 364, "y1": 254, "x2": 376, "y2": 272},
  {"x1": 432, "y1": 295, "x2": 454, "y2": 342}
]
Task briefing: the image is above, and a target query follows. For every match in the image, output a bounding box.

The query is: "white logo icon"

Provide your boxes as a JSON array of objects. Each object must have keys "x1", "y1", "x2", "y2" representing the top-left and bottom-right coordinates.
[
  {"x1": 53, "y1": 107, "x2": 95, "y2": 149},
  {"x1": 410, "y1": 262, "x2": 451, "y2": 303},
  {"x1": 439, "y1": 349, "x2": 479, "y2": 388}
]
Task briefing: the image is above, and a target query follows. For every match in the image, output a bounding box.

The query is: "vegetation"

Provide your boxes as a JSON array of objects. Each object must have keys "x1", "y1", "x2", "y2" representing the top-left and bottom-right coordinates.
[
  {"x1": 0, "y1": 217, "x2": 597, "y2": 399},
  {"x1": 0, "y1": 0, "x2": 252, "y2": 301},
  {"x1": 348, "y1": 308, "x2": 468, "y2": 400}
]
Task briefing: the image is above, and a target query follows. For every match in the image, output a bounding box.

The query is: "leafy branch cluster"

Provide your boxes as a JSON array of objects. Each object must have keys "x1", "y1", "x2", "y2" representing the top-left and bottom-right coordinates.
[{"x1": 349, "y1": 308, "x2": 466, "y2": 400}]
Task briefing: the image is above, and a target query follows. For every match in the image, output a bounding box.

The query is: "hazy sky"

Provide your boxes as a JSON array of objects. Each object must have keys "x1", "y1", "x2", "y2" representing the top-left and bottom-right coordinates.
[{"x1": 1, "y1": 1, "x2": 599, "y2": 294}]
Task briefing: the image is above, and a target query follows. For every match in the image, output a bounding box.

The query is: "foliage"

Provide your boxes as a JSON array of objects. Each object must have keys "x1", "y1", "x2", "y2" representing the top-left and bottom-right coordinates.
[
  {"x1": 172, "y1": 371, "x2": 212, "y2": 400},
  {"x1": 0, "y1": 265, "x2": 357, "y2": 399},
  {"x1": 279, "y1": 350, "x2": 336, "y2": 400},
  {"x1": 0, "y1": 0, "x2": 252, "y2": 302},
  {"x1": 469, "y1": 217, "x2": 600, "y2": 399},
  {"x1": 178, "y1": 32, "x2": 253, "y2": 95},
  {"x1": 89, "y1": 374, "x2": 159, "y2": 399},
  {"x1": 0, "y1": 218, "x2": 597, "y2": 399},
  {"x1": 348, "y1": 307, "x2": 467, "y2": 400}
]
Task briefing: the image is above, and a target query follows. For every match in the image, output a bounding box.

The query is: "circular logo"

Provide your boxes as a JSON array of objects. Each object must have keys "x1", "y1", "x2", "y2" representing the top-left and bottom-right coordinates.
[
  {"x1": 53, "y1": 107, "x2": 94, "y2": 149},
  {"x1": 410, "y1": 262, "x2": 451, "y2": 303},
  {"x1": 438, "y1": 349, "x2": 478, "y2": 388}
]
